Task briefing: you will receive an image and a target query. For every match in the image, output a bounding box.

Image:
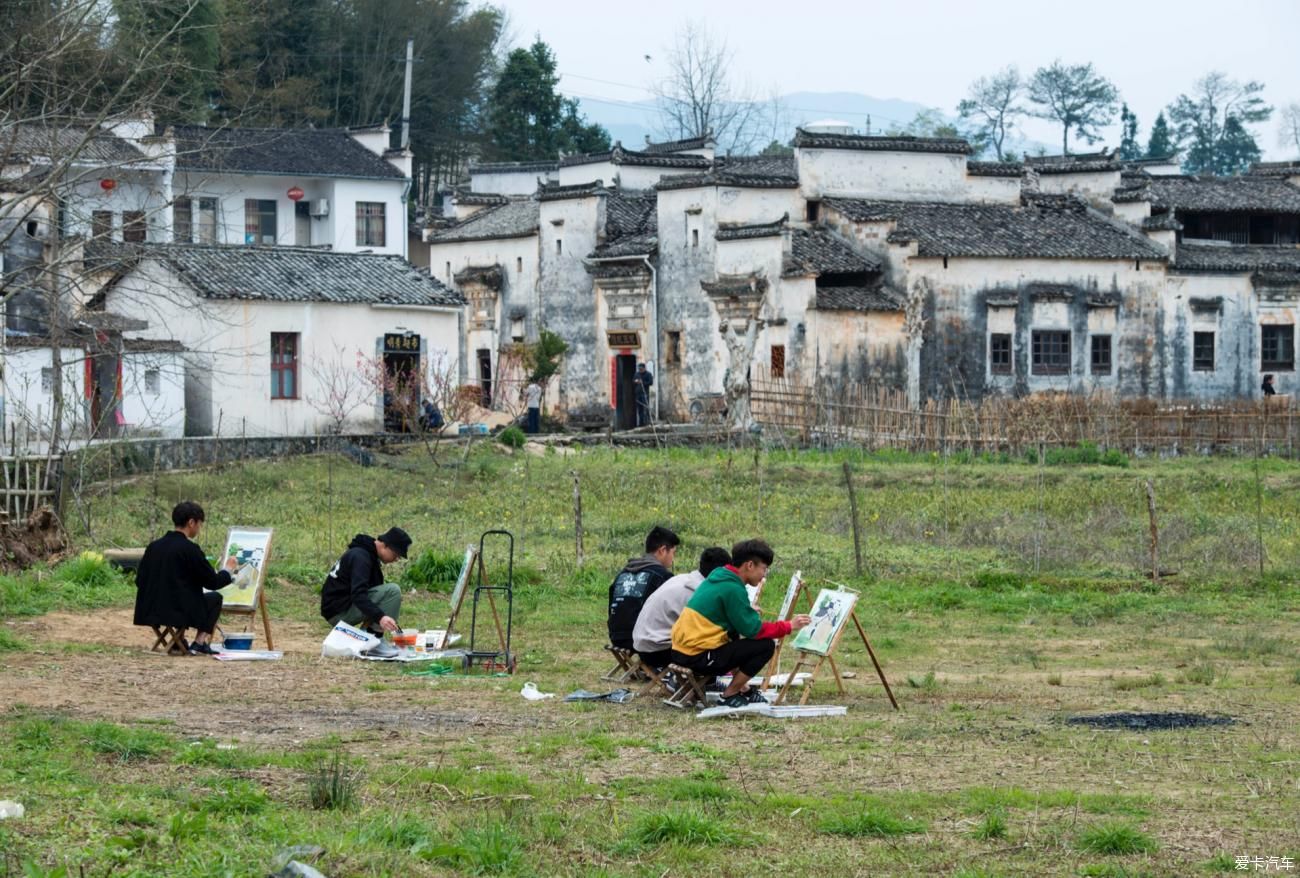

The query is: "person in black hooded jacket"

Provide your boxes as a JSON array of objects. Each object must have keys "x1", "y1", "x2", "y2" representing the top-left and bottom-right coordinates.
[
  {"x1": 607, "y1": 526, "x2": 679, "y2": 650},
  {"x1": 320, "y1": 527, "x2": 411, "y2": 635}
]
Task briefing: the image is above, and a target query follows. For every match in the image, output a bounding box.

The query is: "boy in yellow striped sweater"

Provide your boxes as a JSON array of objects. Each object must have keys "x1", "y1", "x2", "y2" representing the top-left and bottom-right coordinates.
[{"x1": 670, "y1": 539, "x2": 810, "y2": 708}]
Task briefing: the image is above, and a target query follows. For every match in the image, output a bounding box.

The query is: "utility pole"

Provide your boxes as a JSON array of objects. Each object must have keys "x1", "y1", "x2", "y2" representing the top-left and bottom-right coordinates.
[{"x1": 400, "y1": 36, "x2": 414, "y2": 151}]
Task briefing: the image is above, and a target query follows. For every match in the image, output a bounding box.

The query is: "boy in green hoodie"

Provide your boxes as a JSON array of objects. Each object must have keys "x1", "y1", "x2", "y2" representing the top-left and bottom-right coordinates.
[{"x1": 670, "y1": 538, "x2": 810, "y2": 708}]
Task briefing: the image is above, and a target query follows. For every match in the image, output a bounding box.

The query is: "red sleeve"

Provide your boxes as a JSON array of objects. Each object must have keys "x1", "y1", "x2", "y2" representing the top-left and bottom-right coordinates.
[{"x1": 755, "y1": 620, "x2": 792, "y2": 640}]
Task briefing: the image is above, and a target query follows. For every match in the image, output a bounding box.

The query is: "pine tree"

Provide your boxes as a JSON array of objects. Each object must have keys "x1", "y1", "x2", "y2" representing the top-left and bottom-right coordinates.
[
  {"x1": 1146, "y1": 112, "x2": 1174, "y2": 158},
  {"x1": 1117, "y1": 103, "x2": 1142, "y2": 159},
  {"x1": 485, "y1": 40, "x2": 609, "y2": 161},
  {"x1": 1216, "y1": 115, "x2": 1262, "y2": 175}
]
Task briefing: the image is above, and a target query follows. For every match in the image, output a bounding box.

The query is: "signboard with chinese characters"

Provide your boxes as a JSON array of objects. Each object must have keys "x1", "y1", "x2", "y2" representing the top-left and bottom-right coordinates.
[
  {"x1": 606, "y1": 331, "x2": 639, "y2": 349},
  {"x1": 384, "y1": 333, "x2": 422, "y2": 352}
]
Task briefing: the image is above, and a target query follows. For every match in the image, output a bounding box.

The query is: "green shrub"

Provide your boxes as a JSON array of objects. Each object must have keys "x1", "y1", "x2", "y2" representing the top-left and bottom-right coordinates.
[
  {"x1": 1076, "y1": 822, "x2": 1158, "y2": 855},
  {"x1": 405, "y1": 549, "x2": 467, "y2": 589},
  {"x1": 54, "y1": 551, "x2": 126, "y2": 590},
  {"x1": 497, "y1": 426, "x2": 526, "y2": 449},
  {"x1": 0, "y1": 628, "x2": 23, "y2": 650}
]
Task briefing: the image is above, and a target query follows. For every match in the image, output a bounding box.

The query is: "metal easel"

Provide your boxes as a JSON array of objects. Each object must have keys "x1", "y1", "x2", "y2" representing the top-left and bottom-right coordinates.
[{"x1": 465, "y1": 529, "x2": 516, "y2": 673}]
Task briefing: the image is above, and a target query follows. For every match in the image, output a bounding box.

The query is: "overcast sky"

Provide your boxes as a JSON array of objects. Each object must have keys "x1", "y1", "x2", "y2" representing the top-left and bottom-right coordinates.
[{"x1": 496, "y1": 0, "x2": 1300, "y2": 159}]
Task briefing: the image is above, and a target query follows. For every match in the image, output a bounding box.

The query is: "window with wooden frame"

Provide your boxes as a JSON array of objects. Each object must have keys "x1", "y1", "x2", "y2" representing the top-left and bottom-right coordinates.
[
  {"x1": 989, "y1": 333, "x2": 1012, "y2": 374},
  {"x1": 196, "y1": 198, "x2": 218, "y2": 243},
  {"x1": 1193, "y1": 331, "x2": 1216, "y2": 372},
  {"x1": 1262, "y1": 324, "x2": 1295, "y2": 371},
  {"x1": 1090, "y1": 334, "x2": 1112, "y2": 376},
  {"x1": 270, "y1": 332, "x2": 299, "y2": 399},
  {"x1": 356, "y1": 201, "x2": 386, "y2": 247},
  {"x1": 173, "y1": 198, "x2": 192, "y2": 243},
  {"x1": 122, "y1": 210, "x2": 146, "y2": 243},
  {"x1": 91, "y1": 210, "x2": 113, "y2": 241},
  {"x1": 770, "y1": 344, "x2": 786, "y2": 379},
  {"x1": 1031, "y1": 330, "x2": 1071, "y2": 375},
  {"x1": 244, "y1": 199, "x2": 276, "y2": 244}
]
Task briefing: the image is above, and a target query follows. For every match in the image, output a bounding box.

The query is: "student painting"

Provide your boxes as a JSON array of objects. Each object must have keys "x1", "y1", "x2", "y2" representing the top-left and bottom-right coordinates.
[
  {"x1": 670, "y1": 538, "x2": 810, "y2": 708},
  {"x1": 607, "y1": 526, "x2": 680, "y2": 651},
  {"x1": 632, "y1": 546, "x2": 730, "y2": 670}
]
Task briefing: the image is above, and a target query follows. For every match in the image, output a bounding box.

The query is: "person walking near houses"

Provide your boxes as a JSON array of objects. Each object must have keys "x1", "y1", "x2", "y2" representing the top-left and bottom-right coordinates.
[{"x1": 524, "y1": 380, "x2": 542, "y2": 433}]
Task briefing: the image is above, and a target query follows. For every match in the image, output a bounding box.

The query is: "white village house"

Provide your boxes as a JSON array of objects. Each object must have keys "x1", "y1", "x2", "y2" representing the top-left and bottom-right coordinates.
[
  {"x1": 420, "y1": 131, "x2": 1300, "y2": 427},
  {"x1": 2, "y1": 118, "x2": 463, "y2": 440}
]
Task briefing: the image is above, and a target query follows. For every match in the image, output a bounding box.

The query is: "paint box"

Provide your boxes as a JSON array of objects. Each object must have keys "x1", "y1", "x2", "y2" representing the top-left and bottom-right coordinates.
[{"x1": 223, "y1": 632, "x2": 254, "y2": 651}]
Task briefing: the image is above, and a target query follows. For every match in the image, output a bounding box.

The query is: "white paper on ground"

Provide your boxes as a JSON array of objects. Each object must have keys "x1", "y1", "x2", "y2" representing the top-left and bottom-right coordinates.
[
  {"x1": 212, "y1": 650, "x2": 283, "y2": 661},
  {"x1": 320, "y1": 621, "x2": 380, "y2": 658},
  {"x1": 749, "y1": 672, "x2": 811, "y2": 687},
  {"x1": 521, "y1": 682, "x2": 555, "y2": 700},
  {"x1": 696, "y1": 704, "x2": 847, "y2": 720}
]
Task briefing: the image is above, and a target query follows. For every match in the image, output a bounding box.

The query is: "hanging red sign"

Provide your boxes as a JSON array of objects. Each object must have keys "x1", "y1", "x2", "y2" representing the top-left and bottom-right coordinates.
[{"x1": 287, "y1": 186, "x2": 305, "y2": 202}]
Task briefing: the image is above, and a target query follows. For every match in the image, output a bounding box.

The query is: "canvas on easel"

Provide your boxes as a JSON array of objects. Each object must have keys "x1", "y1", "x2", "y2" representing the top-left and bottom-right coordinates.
[
  {"x1": 214, "y1": 527, "x2": 275, "y2": 649},
  {"x1": 772, "y1": 583, "x2": 899, "y2": 710},
  {"x1": 759, "y1": 571, "x2": 804, "y2": 692},
  {"x1": 443, "y1": 543, "x2": 478, "y2": 642}
]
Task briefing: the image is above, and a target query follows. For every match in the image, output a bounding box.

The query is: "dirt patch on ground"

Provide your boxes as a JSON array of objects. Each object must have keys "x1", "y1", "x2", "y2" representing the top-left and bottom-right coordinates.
[
  {"x1": 0, "y1": 609, "x2": 546, "y2": 746},
  {"x1": 0, "y1": 506, "x2": 68, "y2": 571}
]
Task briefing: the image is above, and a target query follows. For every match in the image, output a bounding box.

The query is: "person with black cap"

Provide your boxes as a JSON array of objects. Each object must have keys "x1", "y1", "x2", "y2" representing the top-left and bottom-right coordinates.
[{"x1": 320, "y1": 526, "x2": 411, "y2": 636}]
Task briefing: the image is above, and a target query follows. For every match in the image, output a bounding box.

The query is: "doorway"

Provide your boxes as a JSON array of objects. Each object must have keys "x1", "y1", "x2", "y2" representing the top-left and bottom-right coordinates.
[
  {"x1": 477, "y1": 348, "x2": 493, "y2": 408},
  {"x1": 294, "y1": 201, "x2": 310, "y2": 246},
  {"x1": 89, "y1": 353, "x2": 122, "y2": 439},
  {"x1": 614, "y1": 353, "x2": 637, "y2": 430}
]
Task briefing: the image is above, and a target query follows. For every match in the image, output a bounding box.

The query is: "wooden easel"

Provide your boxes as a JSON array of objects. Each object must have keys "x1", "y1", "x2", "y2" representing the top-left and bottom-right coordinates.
[
  {"x1": 443, "y1": 544, "x2": 479, "y2": 646},
  {"x1": 766, "y1": 580, "x2": 898, "y2": 710},
  {"x1": 217, "y1": 528, "x2": 275, "y2": 650}
]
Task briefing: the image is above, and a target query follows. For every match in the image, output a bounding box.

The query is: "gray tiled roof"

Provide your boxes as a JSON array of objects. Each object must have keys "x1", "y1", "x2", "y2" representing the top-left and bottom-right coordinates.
[
  {"x1": 590, "y1": 233, "x2": 657, "y2": 259},
  {"x1": 1114, "y1": 175, "x2": 1300, "y2": 213},
  {"x1": 538, "y1": 181, "x2": 607, "y2": 201},
  {"x1": 3, "y1": 123, "x2": 150, "y2": 165},
  {"x1": 815, "y1": 285, "x2": 905, "y2": 312},
  {"x1": 1248, "y1": 161, "x2": 1300, "y2": 178},
  {"x1": 605, "y1": 189, "x2": 657, "y2": 239},
  {"x1": 967, "y1": 161, "x2": 1023, "y2": 177},
  {"x1": 785, "y1": 227, "x2": 879, "y2": 276},
  {"x1": 468, "y1": 159, "x2": 560, "y2": 173},
  {"x1": 793, "y1": 129, "x2": 974, "y2": 155},
  {"x1": 1026, "y1": 151, "x2": 1121, "y2": 173},
  {"x1": 559, "y1": 143, "x2": 712, "y2": 170},
  {"x1": 643, "y1": 133, "x2": 714, "y2": 154},
  {"x1": 143, "y1": 244, "x2": 463, "y2": 306},
  {"x1": 454, "y1": 191, "x2": 509, "y2": 206},
  {"x1": 1141, "y1": 213, "x2": 1183, "y2": 231},
  {"x1": 427, "y1": 199, "x2": 539, "y2": 243},
  {"x1": 716, "y1": 216, "x2": 787, "y2": 241},
  {"x1": 1175, "y1": 242, "x2": 1300, "y2": 273},
  {"x1": 824, "y1": 196, "x2": 1167, "y2": 260},
  {"x1": 172, "y1": 125, "x2": 406, "y2": 180}
]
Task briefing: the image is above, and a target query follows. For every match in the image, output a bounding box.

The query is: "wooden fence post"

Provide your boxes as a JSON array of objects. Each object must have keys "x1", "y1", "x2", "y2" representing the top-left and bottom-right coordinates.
[
  {"x1": 571, "y1": 469, "x2": 585, "y2": 567},
  {"x1": 1144, "y1": 479, "x2": 1159, "y2": 582},
  {"x1": 842, "y1": 460, "x2": 863, "y2": 575}
]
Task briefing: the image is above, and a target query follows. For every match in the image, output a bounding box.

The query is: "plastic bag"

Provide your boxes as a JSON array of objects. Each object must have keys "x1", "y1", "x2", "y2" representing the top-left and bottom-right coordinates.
[
  {"x1": 520, "y1": 682, "x2": 555, "y2": 700},
  {"x1": 320, "y1": 621, "x2": 380, "y2": 658}
]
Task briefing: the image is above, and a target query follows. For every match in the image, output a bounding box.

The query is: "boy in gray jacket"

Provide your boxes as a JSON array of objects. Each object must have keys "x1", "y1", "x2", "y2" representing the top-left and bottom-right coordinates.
[{"x1": 632, "y1": 546, "x2": 730, "y2": 669}]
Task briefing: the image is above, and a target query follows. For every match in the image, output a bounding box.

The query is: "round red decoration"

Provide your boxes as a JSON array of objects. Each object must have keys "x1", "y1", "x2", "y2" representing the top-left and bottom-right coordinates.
[
  {"x1": 287, "y1": 186, "x2": 305, "y2": 202},
  {"x1": 99, "y1": 179, "x2": 116, "y2": 191}
]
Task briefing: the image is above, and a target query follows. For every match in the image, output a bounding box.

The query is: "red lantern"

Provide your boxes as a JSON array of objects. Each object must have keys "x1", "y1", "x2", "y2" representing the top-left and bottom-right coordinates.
[
  {"x1": 99, "y1": 178, "x2": 116, "y2": 192},
  {"x1": 287, "y1": 186, "x2": 305, "y2": 202}
]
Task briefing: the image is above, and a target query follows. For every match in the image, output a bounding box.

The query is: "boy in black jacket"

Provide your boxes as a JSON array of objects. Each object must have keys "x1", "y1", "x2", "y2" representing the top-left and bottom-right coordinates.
[
  {"x1": 607, "y1": 526, "x2": 679, "y2": 650},
  {"x1": 320, "y1": 527, "x2": 411, "y2": 636}
]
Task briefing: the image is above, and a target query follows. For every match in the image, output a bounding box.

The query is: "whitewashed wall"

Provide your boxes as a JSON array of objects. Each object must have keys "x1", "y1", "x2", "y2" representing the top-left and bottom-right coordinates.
[
  {"x1": 104, "y1": 260, "x2": 460, "y2": 436},
  {"x1": 469, "y1": 168, "x2": 555, "y2": 195},
  {"x1": 798, "y1": 149, "x2": 971, "y2": 202},
  {"x1": 120, "y1": 350, "x2": 187, "y2": 438},
  {"x1": 1, "y1": 347, "x2": 85, "y2": 440}
]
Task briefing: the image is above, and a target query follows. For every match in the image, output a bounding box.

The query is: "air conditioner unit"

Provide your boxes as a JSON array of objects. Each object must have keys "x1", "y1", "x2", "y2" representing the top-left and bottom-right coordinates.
[{"x1": 309, "y1": 198, "x2": 330, "y2": 218}]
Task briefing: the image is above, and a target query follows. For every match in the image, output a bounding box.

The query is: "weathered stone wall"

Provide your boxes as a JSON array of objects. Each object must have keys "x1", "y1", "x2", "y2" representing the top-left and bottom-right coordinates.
[{"x1": 539, "y1": 194, "x2": 603, "y2": 415}]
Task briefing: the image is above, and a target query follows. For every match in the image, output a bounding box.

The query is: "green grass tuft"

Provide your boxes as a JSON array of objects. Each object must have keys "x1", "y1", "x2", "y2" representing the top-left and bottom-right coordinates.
[
  {"x1": 416, "y1": 822, "x2": 522, "y2": 874},
  {"x1": 307, "y1": 751, "x2": 358, "y2": 811},
  {"x1": 973, "y1": 810, "x2": 1008, "y2": 840},
  {"x1": 1076, "y1": 822, "x2": 1158, "y2": 855},
  {"x1": 84, "y1": 721, "x2": 172, "y2": 762},
  {"x1": 819, "y1": 810, "x2": 926, "y2": 838},
  {"x1": 631, "y1": 809, "x2": 738, "y2": 846}
]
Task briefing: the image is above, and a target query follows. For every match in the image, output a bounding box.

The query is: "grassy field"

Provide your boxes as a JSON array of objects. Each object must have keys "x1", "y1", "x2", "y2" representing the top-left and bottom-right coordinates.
[{"x1": 1, "y1": 441, "x2": 1298, "y2": 877}]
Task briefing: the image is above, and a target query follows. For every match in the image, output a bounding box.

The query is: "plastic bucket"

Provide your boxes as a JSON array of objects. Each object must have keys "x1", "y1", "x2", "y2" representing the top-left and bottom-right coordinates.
[{"x1": 223, "y1": 633, "x2": 255, "y2": 651}]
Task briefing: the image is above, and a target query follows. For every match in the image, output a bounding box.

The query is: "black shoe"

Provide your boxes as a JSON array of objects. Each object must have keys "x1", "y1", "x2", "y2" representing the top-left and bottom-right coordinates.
[
  {"x1": 188, "y1": 641, "x2": 215, "y2": 655},
  {"x1": 720, "y1": 687, "x2": 766, "y2": 708}
]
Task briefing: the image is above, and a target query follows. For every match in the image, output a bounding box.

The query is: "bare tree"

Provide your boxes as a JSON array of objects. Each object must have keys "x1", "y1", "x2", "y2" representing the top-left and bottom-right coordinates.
[
  {"x1": 1027, "y1": 60, "x2": 1119, "y2": 155},
  {"x1": 652, "y1": 20, "x2": 761, "y2": 154},
  {"x1": 958, "y1": 66, "x2": 1025, "y2": 160},
  {"x1": 1276, "y1": 101, "x2": 1300, "y2": 157},
  {"x1": 306, "y1": 346, "x2": 375, "y2": 434}
]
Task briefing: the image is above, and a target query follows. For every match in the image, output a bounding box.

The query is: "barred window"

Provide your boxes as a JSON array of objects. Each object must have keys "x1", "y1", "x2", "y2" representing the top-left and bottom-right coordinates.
[
  {"x1": 1031, "y1": 330, "x2": 1071, "y2": 375},
  {"x1": 989, "y1": 333, "x2": 1012, "y2": 374},
  {"x1": 356, "y1": 201, "x2": 386, "y2": 247}
]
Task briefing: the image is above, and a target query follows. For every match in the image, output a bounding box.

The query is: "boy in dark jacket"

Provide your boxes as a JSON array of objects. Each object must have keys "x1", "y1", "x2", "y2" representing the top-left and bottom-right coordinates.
[
  {"x1": 320, "y1": 527, "x2": 412, "y2": 635},
  {"x1": 607, "y1": 526, "x2": 679, "y2": 650},
  {"x1": 134, "y1": 500, "x2": 239, "y2": 655}
]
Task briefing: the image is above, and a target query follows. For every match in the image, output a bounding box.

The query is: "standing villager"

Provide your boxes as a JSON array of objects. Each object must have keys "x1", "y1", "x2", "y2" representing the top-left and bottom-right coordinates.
[
  {"x1": 635, "y1": 363, "x2": 653, "y2": 427},
  {"x1": 524, "y1": 380, "x2": 542, "y2": 434},
  {"x1": 133, "y1": 501, "x2": 238, "y2": 655},
  {"x1": 1262, "y1": 374, "x2": 1277, "y2": 397}
]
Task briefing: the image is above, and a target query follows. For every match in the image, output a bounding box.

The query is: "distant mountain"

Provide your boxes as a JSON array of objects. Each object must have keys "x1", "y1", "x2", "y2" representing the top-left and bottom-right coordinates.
[{"x1": 574, "y1": 90, "x2": 1050, "y2": 158}]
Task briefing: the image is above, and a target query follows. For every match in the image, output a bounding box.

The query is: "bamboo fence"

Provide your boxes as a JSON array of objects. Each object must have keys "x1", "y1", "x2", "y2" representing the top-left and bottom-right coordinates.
[{"x1": 750, "y1": 369, "x2": 1298, "y2": 456}]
